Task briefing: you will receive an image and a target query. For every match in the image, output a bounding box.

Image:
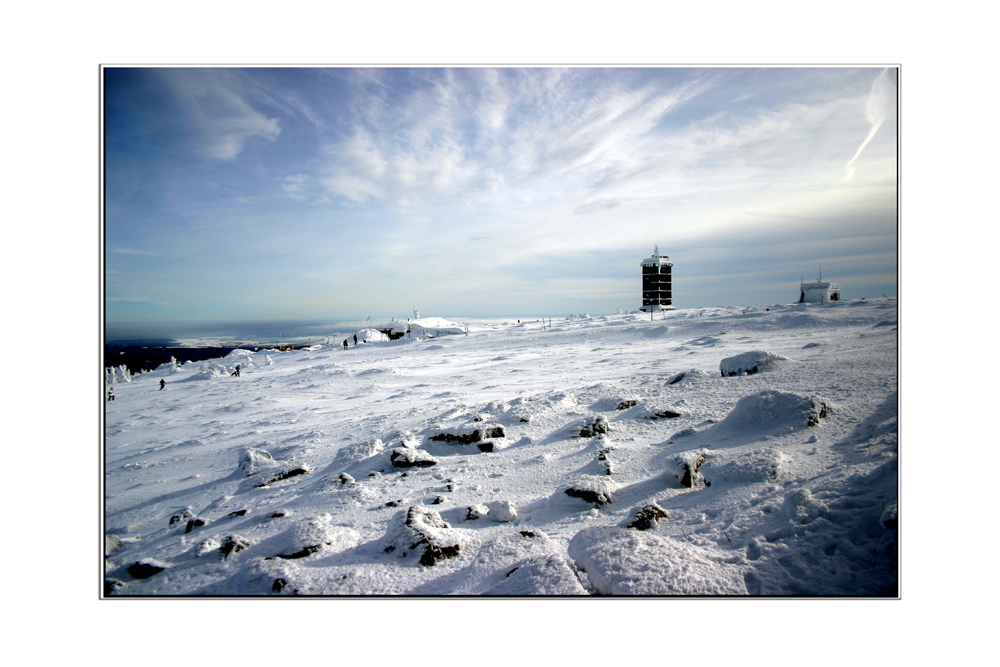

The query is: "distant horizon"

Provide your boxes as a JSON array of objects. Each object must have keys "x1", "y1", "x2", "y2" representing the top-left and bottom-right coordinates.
[{"x1": 104, "y1": 294, "x2": 897, "y2": 344}]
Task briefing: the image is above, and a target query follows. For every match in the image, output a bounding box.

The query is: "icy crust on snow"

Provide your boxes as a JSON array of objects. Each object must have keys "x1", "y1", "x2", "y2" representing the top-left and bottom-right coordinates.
[
  {"x1": 104, "y1": 299, "x2": 898, "y2": 596},
  {"x1": 568, "y1": 526, "x2": 748, "y2": 595}
]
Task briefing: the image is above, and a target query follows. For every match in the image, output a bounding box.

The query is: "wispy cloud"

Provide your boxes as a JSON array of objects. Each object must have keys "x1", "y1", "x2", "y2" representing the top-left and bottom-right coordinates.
[{"x1": 159, "y1": 69, "x2": 281, "y2": 160}]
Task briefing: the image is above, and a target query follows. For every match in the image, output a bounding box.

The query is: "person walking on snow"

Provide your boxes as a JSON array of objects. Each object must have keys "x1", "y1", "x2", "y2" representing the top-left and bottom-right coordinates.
[
  {"x1": 353, "y1": 334, "x2": 358, "y2": 345},
  {"x1": 108, "y1": 387, "x2": 114, "y2": 401},
  {"x1": 343, "y1": 339, "x2": 348, "y2": 350},
  {"x1": 231, "y1": 364, "x2": 241, "y2": 377},
  {"x1": 160, "y1": 379, "x2": 166, "y2": 390}
]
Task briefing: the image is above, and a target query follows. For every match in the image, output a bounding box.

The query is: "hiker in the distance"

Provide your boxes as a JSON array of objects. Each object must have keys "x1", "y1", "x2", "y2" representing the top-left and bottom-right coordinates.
[
  {"x1": 343, "y1": 339, "x2": 348, "y2": 350},
  {"x1": 353, "y1": 334, "x2": 358, "y2": 345},
  {"x1": 160, "y1": 379, "x2": 166, "y2": 390},
  {"x1": 108, "y1": 387, "x2": 114, "y2": 401},
  {"x1": 231, "y1": 364, "x2": 241, "y2": 377}
]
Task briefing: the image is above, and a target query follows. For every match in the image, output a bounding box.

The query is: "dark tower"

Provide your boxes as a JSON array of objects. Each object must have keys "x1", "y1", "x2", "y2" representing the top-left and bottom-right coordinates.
[{"x1": 640, "y1": 246, "x2": 675, "y2": 312}]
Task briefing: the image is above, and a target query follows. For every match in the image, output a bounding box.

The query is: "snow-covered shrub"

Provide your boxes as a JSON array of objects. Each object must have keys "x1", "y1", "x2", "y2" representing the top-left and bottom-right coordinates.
[{"x1": 719, "y1": 351, "x2": 789, "y2": 377}]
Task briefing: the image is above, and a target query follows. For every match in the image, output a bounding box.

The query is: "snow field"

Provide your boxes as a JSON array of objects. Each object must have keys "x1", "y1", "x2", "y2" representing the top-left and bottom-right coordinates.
[{"x1": 104, "y1": 300, "x2": 898, "y2": 595}]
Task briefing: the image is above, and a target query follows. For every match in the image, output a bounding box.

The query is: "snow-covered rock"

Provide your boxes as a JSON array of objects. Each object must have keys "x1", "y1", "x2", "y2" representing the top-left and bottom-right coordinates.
[
  {"x1": 486, "y1": 500, "x2": 517, "y2": 522},
  {"x1": 564, "y1": 475, "x2": 618, "y2": 506},
  {"x1": 388, "y1": 447, "x2": 439, "y2": 468},
  {"x1": 710, "y1": 390, "x2": 832, "y2": 439},
  {"x1": 719, "y1": 350, "x2": 789, "y2": 376},
  {"x1": 380, "y1": 506, "x2": 464, "y2": 566}
]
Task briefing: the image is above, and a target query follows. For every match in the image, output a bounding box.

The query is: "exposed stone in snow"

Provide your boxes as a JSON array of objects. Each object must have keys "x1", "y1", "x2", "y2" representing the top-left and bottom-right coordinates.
[
  {"x1": 626, "y1": 503, "x2": 669, "y2": 530},
  {"x1": 388, "y1": 447, "x2": 439, "y2": 468},
  {"x1": 381, "y1": 506, "x2": 463, "y2": 566},
  {"x1": 564, "y1": 475, "x2": 618, "y2": 505}
]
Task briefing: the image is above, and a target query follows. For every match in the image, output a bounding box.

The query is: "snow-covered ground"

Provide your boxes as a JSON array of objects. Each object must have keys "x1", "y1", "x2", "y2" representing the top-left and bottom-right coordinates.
[{"x1": 104, "y1": 300, "x2": 897, "y2": 596}]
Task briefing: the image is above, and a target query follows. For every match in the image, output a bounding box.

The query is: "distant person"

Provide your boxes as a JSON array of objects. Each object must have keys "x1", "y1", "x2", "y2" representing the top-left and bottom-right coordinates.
[
  {"x1": 343, "y1": 339, "x2": 348, "y2": 350},
  {"x1": 107, "y1": 387, "x2": 114, "y2": 401},
  {"x1": 231, "y1": 364, "x2": 241, "y2": 377},
  {"x1": 159, "y1": 379, "x2": 166, "y2": 390},
  {"x1": 353, "y1": 334, "x2": 358, "y2": 345}
]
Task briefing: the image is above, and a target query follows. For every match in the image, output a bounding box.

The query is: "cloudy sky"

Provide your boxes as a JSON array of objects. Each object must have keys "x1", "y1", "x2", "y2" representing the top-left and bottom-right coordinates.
[{"x1": 104, "y1": 66, "x2": 897, "y2": 330}]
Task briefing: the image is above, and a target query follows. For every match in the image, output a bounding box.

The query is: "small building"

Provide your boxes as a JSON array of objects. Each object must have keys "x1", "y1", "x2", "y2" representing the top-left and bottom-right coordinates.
[
  {"x1": 640, "y1": 246, "x2": 675, "y2": 312},
  {"x1": 799, "y1": 278, "x2": 841, "y2": 303}
]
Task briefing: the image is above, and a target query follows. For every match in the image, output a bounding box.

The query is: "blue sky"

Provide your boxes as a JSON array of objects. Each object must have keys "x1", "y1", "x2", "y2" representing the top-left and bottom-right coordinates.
[{"x1": 104, "y1": 67, "x2": 897, "y2": 331}]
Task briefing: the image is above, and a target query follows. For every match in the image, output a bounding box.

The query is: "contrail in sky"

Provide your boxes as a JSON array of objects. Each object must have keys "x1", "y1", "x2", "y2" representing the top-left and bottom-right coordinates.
[{"x1": 845, "y1": 68, "x2": 893, "y2": 180}]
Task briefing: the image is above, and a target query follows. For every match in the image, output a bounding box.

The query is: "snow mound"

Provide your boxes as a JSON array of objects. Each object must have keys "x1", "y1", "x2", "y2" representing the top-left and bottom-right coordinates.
[
  {"x1": 631, "y1": 404, "x2": 684, "y2": 420},
  {"x1": 272, "y1": 514, "x2": 359, "y2": 559},
  {"x1": 486, "y1": 500, "x2": 517, "y2": 522},
  {"x1": 225, "y1": 348, "x2": 253, "y2": 358},
  {"x1": 183, "y1": 359, "x2": 230, "y2": 381},
  {"x1": 719, "y1": 351, "x2": 789, "y2": 376},
  {"x1": 568, "y1": 526, "x2": 747, "y2": 595},
  {"x1": 355, "y1": 328, "x2": 389, "y2": 343},
  {"x1": 485, "y1": 554, "x2": 588, "y2": 595},
  {"x1": 701, "y1": 448, "x2": 788, "y2": 485},
  {"x1": 333, "y1": 438, "x2": 388, "y2": 466},
  {"x1": 710, "y1": 390, "x2": 833, "y2": 439},
  {"x1": 667, "y1": 368, "x2": 711, "y2": 385}
]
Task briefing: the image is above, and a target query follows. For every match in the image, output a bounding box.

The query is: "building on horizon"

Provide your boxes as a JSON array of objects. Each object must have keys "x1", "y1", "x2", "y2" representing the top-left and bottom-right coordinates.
[
  {"x1": 640, "y1": 246, "x2": 675, "y2": 312},
  {"x1": 799, "y1": 277, "x2": 841, "y2": 303}
]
